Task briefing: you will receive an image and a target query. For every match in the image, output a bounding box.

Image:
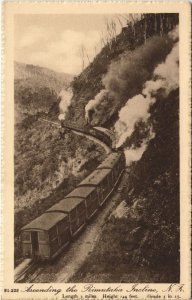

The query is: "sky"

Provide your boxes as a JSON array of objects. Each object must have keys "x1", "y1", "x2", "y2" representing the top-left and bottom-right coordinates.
[{"x1": 14, "y1": 14, "x2": 128, "y2": 75}]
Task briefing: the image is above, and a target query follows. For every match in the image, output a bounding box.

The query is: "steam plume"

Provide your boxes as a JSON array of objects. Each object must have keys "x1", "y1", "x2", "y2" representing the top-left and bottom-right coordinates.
[
  {"x1": 58, "y1": 88, "x2": 73, "y2": 121},
  {"x1": 114, "y1": 95, "x2": 155, "y2": 147},
  {"x1": 168, "y1": 25, "x2": 179, "y2": 42},
  {"x1": 85, "y1": 89, "x2": 108, "y2": 122},
  {"x1": 124, "y1": 143, "x2": 147, "y2": 166},
  {"x1": 115, "y1": 38, "x2": 178, "y2": 164},
  {"x1": 84, "y1": 34, "x2": 175, "y2": 124}
]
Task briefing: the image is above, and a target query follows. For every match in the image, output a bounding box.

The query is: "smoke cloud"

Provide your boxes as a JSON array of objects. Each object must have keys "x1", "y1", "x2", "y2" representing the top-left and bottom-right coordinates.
[
  {"x1": 58, "y1": 88, "x2": 73, "y2": 121},
  {"x1": 168, "y1": 25, "x2": 179, "y2": 42},
  {"x1": 115, "y1": 36, "x2": 179, "y2": 165},
  {"x1": 85, "y1": 89, "x2": 108, "y2": 122},
  {"x1": 84, "y1": 24, "x2": 179, "y2": 165},
  {"x1": 124, "y1": 143, "x2": 147, "y2": 166},
  {"x1": 114, "y1": 95, "x2": 155, "y2": 147},
  {"x1": 85, "y1": 34, "x2": 174, "y2": 124}
]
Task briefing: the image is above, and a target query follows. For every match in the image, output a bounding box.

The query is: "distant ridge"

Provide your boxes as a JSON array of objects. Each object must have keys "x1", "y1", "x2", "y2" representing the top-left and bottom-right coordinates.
[{"x1": 15, "y1": 61, "x2": 74, "y2": 93}]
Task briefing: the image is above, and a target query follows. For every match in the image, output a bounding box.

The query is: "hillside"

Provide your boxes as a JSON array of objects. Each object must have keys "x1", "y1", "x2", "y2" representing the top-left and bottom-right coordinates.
[
  {"x1": 14, "y1": 62, "x2": 73, "y2": 123},
  {"x1": 15, "y1": 62, "x2": 73, "y2": 91}
]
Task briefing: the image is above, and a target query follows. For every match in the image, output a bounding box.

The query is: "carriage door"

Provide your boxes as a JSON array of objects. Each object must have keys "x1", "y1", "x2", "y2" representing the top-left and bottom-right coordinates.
[
  {"x1": 31, "y1": 231, "x2": 39, "y2": 256},
  {"x1": 97, "y1": 186, "x2": 103, "y2": 205}
]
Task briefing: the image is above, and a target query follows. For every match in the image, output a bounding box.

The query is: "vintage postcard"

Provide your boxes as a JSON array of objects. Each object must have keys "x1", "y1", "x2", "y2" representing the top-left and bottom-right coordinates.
[{"x1": 1, "y1": 1, "x2": 191, "y2": 299}]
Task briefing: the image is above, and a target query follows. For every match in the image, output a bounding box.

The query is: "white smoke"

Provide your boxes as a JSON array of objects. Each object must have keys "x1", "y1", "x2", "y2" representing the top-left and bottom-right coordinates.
[
  {"x1": 84, "y1": 32, "x2": 176, "y2": 124},
  {"x1": 115, "y1": 95, "x2": 155, "y2": 147},
  {"x1": 124, "y1": 143, "x2": 147, "y2": 166},
  {"x1": 153, "y1": 42, "x2": 179, "y2": 93},
  {"x1": 115, "y1": 35, "x2": 179, "y2": 165},
  {"x1": 168, "y1": 25, "x2": 179, "y2": 42},
  {"x1": 85, "y1": 89, "x2": 108, "y2": 122},
  {"x1": 58, "y1": 88, "x2": 73, "y2": 121}
]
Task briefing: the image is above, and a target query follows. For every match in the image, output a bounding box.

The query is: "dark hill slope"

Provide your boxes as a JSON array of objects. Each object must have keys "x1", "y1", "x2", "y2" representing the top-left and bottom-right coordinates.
[
  {"x1": 14, "y1": 62, "x2": 73, "y2": 123},
  {"x1": 15, "y1": 61, "x2": 73, "y2": 91},
  {"x1": 127, "y1": 89, "x2": 179, "y2": 270}
]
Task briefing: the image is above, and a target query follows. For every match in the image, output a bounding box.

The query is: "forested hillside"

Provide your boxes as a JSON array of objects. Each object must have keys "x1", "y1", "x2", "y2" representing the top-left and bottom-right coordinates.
[{"x1": 14, "y1": 62, "x2": 73, "y2": 123}]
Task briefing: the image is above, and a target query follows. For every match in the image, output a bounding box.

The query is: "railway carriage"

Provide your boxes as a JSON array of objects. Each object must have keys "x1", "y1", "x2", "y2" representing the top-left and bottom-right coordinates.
[
  {"x1": 21, "y1": 212, "x2": 70, "y2": 259},
  {"x1": 64, "y1": 186, "x2": 99, "y2": 220},
  {"x1": 78, "y1": 168, "x2": 113, "y2": 206},
  {"x1": 60, "y1": 121, "x2": 114, "y2": 148},
  {"x1": 97, "y1": 152, "x2": 125, "y2": 182},
  {"x1": 93, "y1": 126, "x2": 114, "y2": 143},
  {"x1": 20, "y1": 151, "x2": 125, "y2": 261},
  {"x1": 91, "y1": 127, "x2": 113, "y2": 147},
  {"x1": 46, "y1": 197, "x2": 86, "y2": 237}
]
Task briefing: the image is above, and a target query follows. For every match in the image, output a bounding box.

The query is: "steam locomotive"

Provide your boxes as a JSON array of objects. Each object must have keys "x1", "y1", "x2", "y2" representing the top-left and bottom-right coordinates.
[{"x1": 60, "y1": 120, "x2": 114, "y2": 148}]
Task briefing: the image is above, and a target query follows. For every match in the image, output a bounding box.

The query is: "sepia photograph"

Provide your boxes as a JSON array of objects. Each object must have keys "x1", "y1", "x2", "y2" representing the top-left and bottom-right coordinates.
[
  {"x1": 2, "y1": 2, "x2": 191, "y2": 299},
  {"x1": 13, "y1": 13, "x2": 180, "y2": 283}
]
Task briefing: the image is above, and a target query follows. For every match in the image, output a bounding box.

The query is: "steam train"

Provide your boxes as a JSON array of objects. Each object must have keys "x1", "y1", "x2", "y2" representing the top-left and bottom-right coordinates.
[
  {"x1": 20, "y1": 149, "x2": 125, "y2": 260},
  {"x1": 60, "y1": 121, "x2": 114, "y2": 148},
  {"x1": 40, "y1": 118, "x2": 114, "y2": 148}
]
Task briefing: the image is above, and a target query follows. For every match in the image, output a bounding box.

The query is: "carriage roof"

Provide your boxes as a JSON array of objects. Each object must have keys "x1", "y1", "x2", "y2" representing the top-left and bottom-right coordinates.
[
  {"x1": 97, "y1": 152, "x2": 121, "y2": 169},
  {"x1": 21, "y1": 212, "x2": 67, "y2": 231},
  {"x1": 78, "y1": 168, "x2": 111, "y2": 186},
  {"x1": 93, "y1": 126, "x2": 114, "y2": 139},
  {"x1": 64, "y1": 186, "x2": 96, "y2": 199},
  {"x1": 46, "y1": 197, "x2": 84, "y2": 213}
]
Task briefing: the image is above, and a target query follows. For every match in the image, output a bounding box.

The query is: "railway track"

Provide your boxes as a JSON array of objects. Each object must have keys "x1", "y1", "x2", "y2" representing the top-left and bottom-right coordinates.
[
  {"x1": 15, "y1": 259, "x2": 46, "y2": 283},
  {"x1": 14, "y1": 259, "x2": 35, "y2": 282}
]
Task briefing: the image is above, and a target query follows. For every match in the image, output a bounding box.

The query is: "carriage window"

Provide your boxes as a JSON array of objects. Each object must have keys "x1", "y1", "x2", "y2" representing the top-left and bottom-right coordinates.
[
  {"x1": 78, "y1": 203, "x2": 85, "y2": 212},
  {"x1": 97, "y1": 186, "x2": 102, "y2": 196},
  {"x1": 88, "y1": 191, "x2": 94, "y2": 203},
  {"x1": 22, "y1": 231, "x2": 31, "y2": 241},
  {"x1": 70, "y1": 209, "x2": 76, "y2": 219},
  {"x1": 102, "y1": 180, "x2": 107, "y2": 193},
  {"x1": 62, "y1": 217, "x2": 69, "y2": 226},
  {"x1": 58, "y1": 219, "x2": 68, "y2": 234},
  {"x1": 38, "y1": 231, "x2": 47, "y2": 241},
  {"x1": 49, "y1": 226, "x2": 57, "y2": 240},
  {"x1": 90, "y1": 190, "x2": 95, "y2": 200}
]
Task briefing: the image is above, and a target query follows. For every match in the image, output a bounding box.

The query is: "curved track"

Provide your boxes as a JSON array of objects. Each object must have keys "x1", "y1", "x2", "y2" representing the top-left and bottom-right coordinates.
[
  {"x1": 40, "y1": 119, "x2": 112, "y2": 153},
  {"x1": 71, "y1": 129, "x2": 111, "y2": 154}
]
